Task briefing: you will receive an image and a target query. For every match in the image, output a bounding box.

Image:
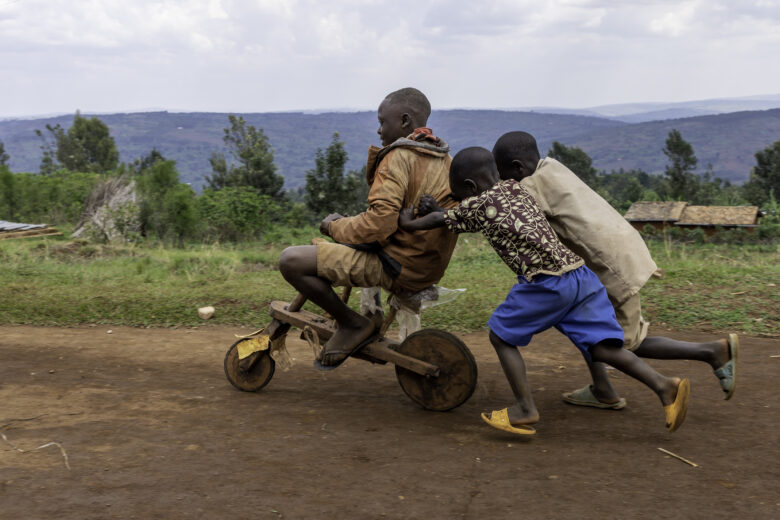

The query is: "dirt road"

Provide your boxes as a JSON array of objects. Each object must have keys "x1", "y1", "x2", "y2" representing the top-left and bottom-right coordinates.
[{"x1": 1, "y1": 325, "x2": 778, "y2": 519}]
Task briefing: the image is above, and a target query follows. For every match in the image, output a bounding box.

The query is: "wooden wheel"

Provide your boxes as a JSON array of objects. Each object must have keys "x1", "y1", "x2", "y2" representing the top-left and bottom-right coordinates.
[
  {"x1": 394, "y1": 329, "x2": 477, "y2": 412},
  {"x1": 224, "y1": 338, "x2": 276, "y2": 392}
]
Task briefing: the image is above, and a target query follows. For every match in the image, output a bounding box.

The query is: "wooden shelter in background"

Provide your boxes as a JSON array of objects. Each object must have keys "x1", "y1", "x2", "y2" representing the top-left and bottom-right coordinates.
[
  {"x1": 623, "y1": 202, "x2": 688, "y2": 232},
  {"x1": 0, "y1": 220, "x2": 62, "y2": 240},
  {"x1": 624, "y1": 202, "x2": 760, "y2": 235},
  {"x1": 675, "y1": 205, "x2": 760, "y2": 235}
]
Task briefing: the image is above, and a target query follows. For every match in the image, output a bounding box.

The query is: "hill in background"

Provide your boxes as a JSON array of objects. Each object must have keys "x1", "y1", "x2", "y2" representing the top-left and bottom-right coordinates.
[
  {"x1": 1, "y1": 107, "x2": 778, "y2": 190},
  {"x1": 520, "y1": 94, "x2": 780, "y2": 122}
]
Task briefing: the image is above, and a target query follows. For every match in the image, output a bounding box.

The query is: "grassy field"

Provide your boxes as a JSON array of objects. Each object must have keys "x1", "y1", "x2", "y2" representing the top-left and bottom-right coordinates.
[{"x1": 0, "y1": 229, "x2": 777, "y2": 335}]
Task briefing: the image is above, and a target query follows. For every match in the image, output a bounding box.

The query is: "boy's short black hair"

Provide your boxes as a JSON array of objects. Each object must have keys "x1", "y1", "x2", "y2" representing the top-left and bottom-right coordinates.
[
  {"x1": 450, "y1": 146, "x2": 496, "y2": 187},
  {"x1": 492, "y1": 131, "x2": 540, "y2": 171},
  {"x1": 384, "y1": 87, "x2": 431, "y2": 125}
]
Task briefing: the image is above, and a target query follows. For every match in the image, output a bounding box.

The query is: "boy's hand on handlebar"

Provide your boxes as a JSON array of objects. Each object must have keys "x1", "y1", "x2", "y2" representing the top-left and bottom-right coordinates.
[
  {"x1": 320, "y1": 213, "x2": 344, "y2": 237},
  {"x1": 417, "y1": 194, "x2": 442, "y2": 216},
  {"x1": 398, "y1": 205, "x2": 416, "y2": 230}
]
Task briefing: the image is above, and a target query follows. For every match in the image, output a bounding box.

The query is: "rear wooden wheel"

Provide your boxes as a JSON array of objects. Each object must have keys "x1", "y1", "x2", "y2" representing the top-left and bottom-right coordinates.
[
  {"x1": 394, "y1": 329, "x2": 477, "y2": 411},
  {"x1": 224, "y1": 338, "x2": 276, "y2": 392}
]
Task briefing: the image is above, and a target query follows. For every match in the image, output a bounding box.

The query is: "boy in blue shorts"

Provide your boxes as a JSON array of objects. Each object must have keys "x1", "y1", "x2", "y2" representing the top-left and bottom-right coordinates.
[
  {"x1": 399, "y1": 147, "x2": 690, "y2": 435},
  {"x1": 492, "y1": 131, "x2": 738, "y2": 407}
]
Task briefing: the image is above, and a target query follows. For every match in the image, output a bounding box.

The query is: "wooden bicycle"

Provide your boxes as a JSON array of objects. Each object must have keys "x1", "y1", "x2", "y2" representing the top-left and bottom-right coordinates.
[{"x1": 224, "y1": 286, "x2": 478, "y2": 412}]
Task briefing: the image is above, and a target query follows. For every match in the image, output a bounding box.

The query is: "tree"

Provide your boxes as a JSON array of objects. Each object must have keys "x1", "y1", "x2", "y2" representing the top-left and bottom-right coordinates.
[
  {"x1": 598, "y1": 169, "x2": 646, "y2": 212},
  {"x1": 304, "y1": 133, "x2": 368, "y2": 219},
  {"x1": 0, "y1": 140, "x2": 8, "y2": 166},
  {"x1": 341, "y1": 166, "x2": 369, "y2": 216},
  {"x1": 206, "y1": 115, "x2": 283, "y2": 197},
  {"x1": 305, "y1": 133, "x2": 348, "y2": 217},
  {"x1": 548, "y1": 141, "x2": 599, "y2": 188},
  {"x1": 131, "y1": 148, "x2": 166, "y2": 174},
  {"x1": 39, "y1": 112, "x2": 119, "y2": 173},
  {"x1": 34, "y1": 128, "x2": 58, "y2": 175},
  {"x1": 742, "y1": 140, "x2": 780, "y2": 207},
  {"x1": 663, "y1": 129, "x2": 699, "y2": 200},
  {"x1": 136, "y1": 160, "x2": 199, "y2": 241},
  {"x1": 0, "y1": 165, "x2": 15, "y2": 220},
  {"x1": 689, "y1": 166, "x2": 742, "y2": 205}
]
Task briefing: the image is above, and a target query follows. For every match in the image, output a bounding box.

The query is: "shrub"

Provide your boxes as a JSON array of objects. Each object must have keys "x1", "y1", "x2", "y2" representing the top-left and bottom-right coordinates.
[
  {"x1": 667, "y1": 226, "x2": 683, "y2": 240},
  {"x1": 686, "y1": 227, "x2": 707, "y2": 244},
  {"x1": 136, "y1": 160, "x2": 199, "y2": 242},
  {"x1": 162, "y1": 184, "x2": 201, "y2": 242},
  {"x1": 0, "y1": 165, "x2": 15, "y2": 219},
  {"x1": 757, "y1": 222, "x2": 780, "y2": 240},
  {"x1": 642, "y1": 224, "x2": 658, "y2": 237},
  {"x1": 0, "y1": 169, "x2": 100, "y2": 224},
  {"x1": 198, "y1": 186, "x2": 279, "y2": 242}
]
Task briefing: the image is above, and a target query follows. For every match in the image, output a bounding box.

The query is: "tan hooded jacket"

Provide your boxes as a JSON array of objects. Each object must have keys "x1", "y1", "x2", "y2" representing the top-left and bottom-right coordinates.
[
  {"x1": 328, "y1": 132, "x2": 458, "y2": 292},
  {"x1": 520, "y1": 157, "x2": 657, "y2": 305}
]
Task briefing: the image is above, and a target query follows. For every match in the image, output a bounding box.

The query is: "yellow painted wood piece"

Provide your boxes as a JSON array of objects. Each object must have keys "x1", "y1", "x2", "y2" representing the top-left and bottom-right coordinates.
[{"x1": 237, "y1": 335, "x2": 270, "y2": 360}]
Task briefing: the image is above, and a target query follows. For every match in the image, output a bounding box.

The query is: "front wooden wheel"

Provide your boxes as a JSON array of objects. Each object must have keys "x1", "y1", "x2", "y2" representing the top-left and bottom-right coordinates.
[
  {"x1": 394, "y1": 329, "x2": 477, "y2": 412},
  {"x1": 224, "y1": 338, "x2": 276, "y2": 392}
]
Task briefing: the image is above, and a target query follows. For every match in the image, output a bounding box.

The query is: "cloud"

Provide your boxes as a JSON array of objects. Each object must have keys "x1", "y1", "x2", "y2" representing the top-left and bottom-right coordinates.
[
  {"x1": 0, "y1": 0, "x2": 778, "y2": 116},
  {"x1": 648, "y1": 2, "x2": 699, "y2": 37}
]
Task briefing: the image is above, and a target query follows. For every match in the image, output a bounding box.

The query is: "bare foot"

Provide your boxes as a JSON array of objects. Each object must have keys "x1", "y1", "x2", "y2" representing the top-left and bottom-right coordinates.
[
  {"x1": 589, "y1": 385, "x2": 623, "y2": 405},
  {"x1": 318, "y1": 316, "x2": 376, "y2": 366},
  {"x1": 658, "y1": 376, "x2": 682, "y2": 407},
  {"x1": 366, "y1": 310, "x2": 385, "y2": 331},
  {"x1": 710, "y1": 338, "x2": 730, "y2": 370},
  {"x1": 506, "y1": 403, "x2": 540, "y2": 426}
]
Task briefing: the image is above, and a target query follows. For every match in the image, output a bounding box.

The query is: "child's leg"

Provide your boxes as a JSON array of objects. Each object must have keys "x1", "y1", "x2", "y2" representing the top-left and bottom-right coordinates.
[
  {"x1": 590, "y1": 341, "x2": 681, "y2": 406},
  {"x1": 278, "y1": 246, "x2": 374, "y2": 358},
  {"x1": 617, "y1": 294, "x2": 731, "y2": 369},
  {"x1": 567, "y1": 289, "x2": 733, "y2": 405},
  {"x1": 581, "y1": 359, "x2": 623, "y2": 404},
  {"x1": 488, "y1": 330, "x2": 539, "y2": 425},
  {"x1": 634, "y1": 336, "x2": 729, "y2": 370},
  {"x1": 568, "y1": 338, "x2": 729, "y2": 405}
]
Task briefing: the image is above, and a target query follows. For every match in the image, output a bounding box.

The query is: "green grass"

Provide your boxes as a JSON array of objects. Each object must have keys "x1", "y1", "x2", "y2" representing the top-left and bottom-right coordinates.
[
  {"x1": 639, "y1": 240, "x2": 779, "y2": 335},
  {"x1": 0, "y1": 230, "x2": 777, "y2": 335}
]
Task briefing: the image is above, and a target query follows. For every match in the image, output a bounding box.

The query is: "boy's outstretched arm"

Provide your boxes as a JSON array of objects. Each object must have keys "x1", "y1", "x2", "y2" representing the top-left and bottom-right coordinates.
[{"x1": 399, "y1": 206, "x2": 446, "y2": 231}]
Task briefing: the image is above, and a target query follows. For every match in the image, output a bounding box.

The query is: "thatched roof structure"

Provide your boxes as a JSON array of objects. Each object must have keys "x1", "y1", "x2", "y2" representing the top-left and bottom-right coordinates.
[
  {"x1": 624, "y1": 201, "x2": 761, "y2": 230},
  {"x1": 676, "y1": 206, "x2": 759, "y2": 227},
  {"x1": 624, "y1": 201, "x2": 688, "y2": 222}
]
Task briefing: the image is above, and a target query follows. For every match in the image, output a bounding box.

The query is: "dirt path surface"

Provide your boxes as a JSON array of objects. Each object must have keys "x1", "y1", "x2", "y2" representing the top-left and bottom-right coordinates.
[{"x1": 1, "y1": 324, "x2": 778, "y2": 519}]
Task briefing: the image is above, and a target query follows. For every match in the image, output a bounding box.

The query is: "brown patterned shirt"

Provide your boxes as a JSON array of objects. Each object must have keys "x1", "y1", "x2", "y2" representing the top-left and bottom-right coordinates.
[{"x1": 443, "y1": 179, "x2": 584, "y2": 280}]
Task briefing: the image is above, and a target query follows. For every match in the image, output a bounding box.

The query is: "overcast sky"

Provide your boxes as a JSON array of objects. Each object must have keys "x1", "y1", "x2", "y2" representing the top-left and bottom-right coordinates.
[{"x1": 1, "y1": 0, "x2": 779, "y2": 117}]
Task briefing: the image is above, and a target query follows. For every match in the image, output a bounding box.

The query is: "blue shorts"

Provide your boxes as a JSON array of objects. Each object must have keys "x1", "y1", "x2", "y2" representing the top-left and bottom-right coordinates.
[{"x1": 487, "y1": 266, "x2": 624, "y2": 360}]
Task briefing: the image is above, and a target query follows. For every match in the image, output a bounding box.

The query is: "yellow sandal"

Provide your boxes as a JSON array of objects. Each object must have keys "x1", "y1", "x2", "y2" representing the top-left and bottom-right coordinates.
[
  {"x1": 480, "y1": 408, "x2": 536, "y2": 435},
  {"x1": 664, "y1": 378, "x2": 691, "y2": 432}
]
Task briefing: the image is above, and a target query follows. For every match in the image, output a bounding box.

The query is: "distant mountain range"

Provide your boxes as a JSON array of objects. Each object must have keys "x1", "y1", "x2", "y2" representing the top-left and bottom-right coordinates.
[
  {"x1": 517, "y1": 94, "x2": 780, "y2": 122},
  {"x1": 1, "y1": 98, "x2": 779, "y2": 190}
]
